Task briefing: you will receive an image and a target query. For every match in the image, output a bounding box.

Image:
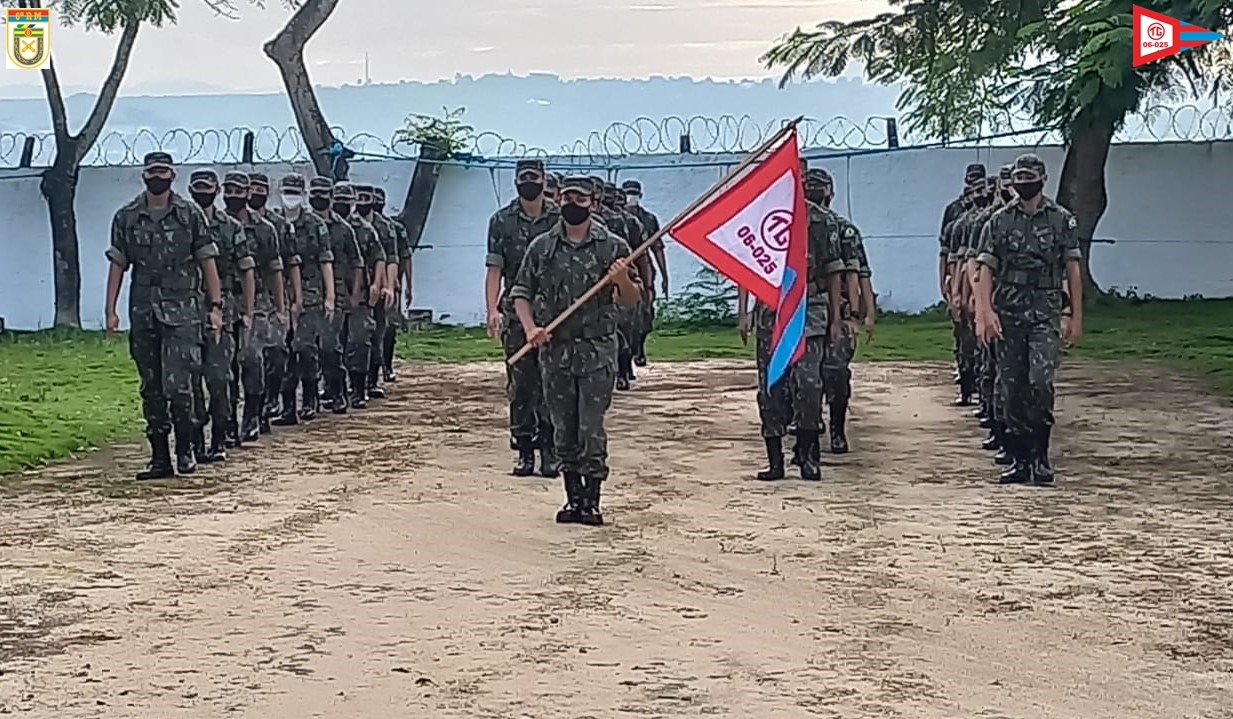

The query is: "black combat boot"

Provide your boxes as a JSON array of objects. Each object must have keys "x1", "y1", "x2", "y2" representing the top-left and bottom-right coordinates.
[
  {"x1": 556, "y1": 472, "x2": 584, "y2": 524},
  {"x1": 272, "y1": 387, "x2": 299, "y2": 426},
  {"x1": 579, "y1": 478, "x2": 604, "y2": 526},
  {"x1": 299, "y1": 378, "x2": 318, "y2": 421},
  {"x1": 192, "y1": 425, "x2": 209, "y2": 464},
  {"x1": 349, "y1": 372, "x2": 368, "y2": 409},
  {"x1": 382, "y1": 330, "x2": 397, "y2": 382},
  {"x1": 512, "y1": 437, "x2": 536, "y2": 477},
  {"x1": 367, "y1": 365, "x2": 386, "y2": 399},
  {"x1": 241, "y1": 395, "x2": 261, "y2": 443},
  {"x1": 174, "y1": 426, "x2": 197, "y2": 475},
  {"x1": 328, "y1": 373, "x2": 347, "y2": 414},
  {"x1": 258, "y1": 389, "x2": 272, "y2": 434},
  {"x1": 790, "y1": 437, "x2": 803, "y2": 467},
  {"x1": 224, "y1": 408, "x2": 240, "y2": 448},
  {"x1": 202, "y1": 419, "x2": 228, "y2": 463},
  {"x1": 954, "y1": 372, "x2": 974, "y2": 406},
  {"x1": 829, "y1": 399, "x2": 849, "y2": 454},
  {"x1": 997, "y1": 435, "x2": 1032, "y2": 484},
  {"x1": 981, "y1": 421, "x2": 1002, "y2": 451},
  {"x1": 756, "y1": 436, "x2": 786, "y2": 481},
  {"x1": 633, "y1": 335, "x2": 648, "y2": 367},
  {"x1": 136, "y1": 433, "x2": 174, "y2": 480},
  {"x1": 973, "y1": 405, "x2": 987, "y2": 419},
  {"x1": 798, "y1": 431, "x2": 821, "y2": 481},
  {"x1": 1032, "y1": 426, "x2": 1054, "y2": 485},
  {"x1": 539, "y1": 435, "x2": 561, "y2": 478}
]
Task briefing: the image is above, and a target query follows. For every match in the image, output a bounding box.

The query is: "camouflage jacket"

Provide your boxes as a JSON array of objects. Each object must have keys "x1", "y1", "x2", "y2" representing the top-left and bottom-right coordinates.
[
  {"x1": 260, "y1": 209, "x2": 299, "y2": 308},
  {"x1": 961, "y1": 201, "x2": 1003, "y2": 261},
  {"x1": 626, "y1": 204, "x2": 664, "y2": 251},
  {"x1": 319, "y1": 210, "x2": 362, "y2": 310},
  {"x1": 755, "y1": 201, "x2": 845, "y2": 338},
  {"x1": 938, "y1": 196, "x2": 965, "y2": 257},
  {"x1": 485, "y1": 199, "x2": 561, "y2": 311},
  {"x1": 201, "y1": 207, "x2": 254, "y2": 323},
  {"x1": 106, "y1": 191, "x2": 218, "y2": 327},
  {"x1": 283, "y1": 209, "x2": 334, "y2": 309},
  {"x1": 349, "y1": 215, "x2": 386, "y2": 303},
  {"x1": 509, "y1": 220, "x2": 631, "y2": 374},
  {"x1": 975, "y1": 196, "x2": 1081, "y2": 322},
  {"x1": 239, "y1": 212, "x2": 284, "y2": 315},
  {"x1": 367, "y1": 212, "x2": 399, "y2": 265},
  {"x1": 384, "y1": 213, "x2": 413, "y2": 262}
]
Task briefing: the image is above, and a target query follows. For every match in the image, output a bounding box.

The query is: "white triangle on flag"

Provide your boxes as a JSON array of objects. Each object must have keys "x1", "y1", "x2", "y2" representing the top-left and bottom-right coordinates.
[{"x1": 701, "y1": 168, "x2": 795, "y2": 290}]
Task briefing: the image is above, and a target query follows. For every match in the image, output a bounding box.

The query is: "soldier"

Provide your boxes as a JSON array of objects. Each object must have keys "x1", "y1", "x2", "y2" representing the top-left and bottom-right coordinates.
[
  {"x1": 275, "y1": 173, "x2": 335, "y2": 425},
  {"x1": 621, "y1": 179, "x2": 669, "y2": 368},
  {"x1": 608, "y1": 182, "x2": 651, "y2": 389},
  {"x1": 485, "y1": 158, "x2": 561, "y2": 477},
  {"x1": 940, "y1": 163, "x2": 986, "y2": 384},
  {"x1": 187, "y1": 169, "x2": 254, "y2": 463},
  {"x1": 965, "y1": 171, "x2": 1012, "y2": 445},
  {"x1": 510, "y1": 175, "x2": 642, "y2": 526},
  {"x1": 247, "y1": 173, "x2": 300, "y2": 431},
  {"x1": 226, "y1": 172, "x2": 286, "y2": 443},
  {"x1": 977, "y1": 166, "x2": 1020, "y2": 460},
  {"x1": 373, "y1": 187, "x2": 412, "y2": 383},
  {"x1": 341, "y1": 183, "x2": 388, "y2": 409},
  {"x1": 354, "y1": 184, "x2": 397, "y2": 400},
  {"x1": 950, "y1": 179, "x2": 994, "y2": 406},
  {"x1": 594, "y1": 180, "x2": 649, "y2": 390},
  {"x1": 543, "y1": 172, "x2": 560, "y2": 203},
  {"x1": 103, "y1": 151, "x2": 222, "y2": 479},
  {"x1": 974, "y1": 153, "x2": 1084, "y2": 484},
  {"x1": 312, "y1": 178, "x2": 363, "y2": 414}
]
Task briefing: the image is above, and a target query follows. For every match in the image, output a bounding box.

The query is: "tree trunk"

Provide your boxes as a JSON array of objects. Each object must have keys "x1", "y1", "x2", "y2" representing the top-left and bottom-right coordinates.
[
  {"x1": 263, "y1": 0, "x2": 346, "y2": 180},
  {"x1": 397, "y1": 144, "x2": 446, "y2": 250},
  {"x1": 40, "y1": 162, "x2": 82, "y2": 328},
  {"x1": 1055, "y1": 112, "x2": 1116, "y2": 299}
]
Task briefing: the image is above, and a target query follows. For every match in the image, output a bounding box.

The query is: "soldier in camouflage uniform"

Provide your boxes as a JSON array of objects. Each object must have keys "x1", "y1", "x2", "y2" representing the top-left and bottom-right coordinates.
[
  {"x1": 949, "y1": 179, "x2": 995, "y2": 406},
  {"x1": 358, "y1": 185, "x2": 398, "y2": 398},
  {"x1": 974, "y1": 153, "x2": 1084, "y2": 485},
  {"x1": 592, "y1": 179, "x2": 650, "y2": 389},
  {"x1": 510, "y1": 175, "x2": 642, "y2": 527},
  {"x1": 187, "y1": 169, "x2": 254, "y2": 463},
  {"x1": 968, "y1": 169, "x2": 1015, "y2": 459},
  {"x1": 342, "y1": 183, "x2": 389, "y2": 409},
  {"x1": 374, "y1": 187, "x2": 413, "y2": 382},
  {"x1": 226, "y1": 173, "x2": 287, "y2": 443},
  {"x1": 247, "y1": 173, "x2": 299, "y2": 431},
  {"x1": 940, "y1": 164, "x2": 986, "y2": 385},
  {"x1": 485, "y1": 159, "x2": 561, "y2": 477},
  {"x1": 607, "y1": 181, "x2": 650, "y2": 389},
  {"x1": 543, "y1": 172, "x2": 560, "y2": 203},
  {"x1": 621, "y1": 179, "x2": 669, "y2": 367},
  {"x1": 274, "y1": 173, "x2": 336, "y2": 425},
  {"x1": 103, "y1": 152, "x2": 223, "y2": 479},
  {"x1": 313, "y1": 178, "x2": 364, "y2": 413}
]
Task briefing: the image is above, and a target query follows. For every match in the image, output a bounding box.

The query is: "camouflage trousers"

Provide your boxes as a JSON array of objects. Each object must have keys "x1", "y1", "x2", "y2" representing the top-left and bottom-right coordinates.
[
  {"x1": 369, "y1": 301, "x2": 388, "y2": 373},
  {"x1": 822, "y1": 320, "x2": 855, "y2": 404},
  {"x1": 951, "y1": 315, "x2": 961, "y2": 369},
  {"x1": 345, "y1": 304, "x2": 375, "y2": 375},
  {"x1": 321, "y1": 307, "x2": 347, "y2": 386},
  {"x1": 265, "y1": 325, "x2": 292, "y2": 398},
  {"x1": 194, "y1": 323, "x2": 236, "y2": 426},
  {"x1": 756, "y1": 332, "x2": 826, "y2": 437},
  {"x1": 957, "y1": 312, "x2": 979, "y2": 379},
  {"x1": 129, "y1": 315, "x2": 202, "y2": 436},
  {"x1": 502, "y1": 314, "x2": 552, "y2": 444},
  {"x1": 239, "y1": 313, "x2": 286, "y2": 396},
  {"x1": 540, "y1": 347, "x2": 616, "y2": 481},
  {"x1": 995, "y1": 317, "x2": 1061, "y2": 436},
  {"x1": 293, "y1": 307, "x2": 329, "y2": 385},
  {"x1": 979, "y1": 339, "x2": 1000, "y2": 419},
  {"x1": 616, "y1": 301, "x2": 640, "y2": 357}
]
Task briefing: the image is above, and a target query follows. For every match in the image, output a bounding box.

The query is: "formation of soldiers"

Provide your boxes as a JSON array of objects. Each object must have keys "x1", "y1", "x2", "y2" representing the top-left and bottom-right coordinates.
[
  {"x1": 486, "y1": 162, "x2": 660, "y2": 526},
  {"x1": 939, "y1": 155, "x2": 1084, "y2": 485},
  {"x1": 103, "y1": 152, "x2": 414, "y2": 480},
  {"x1": 736, "y1": 162, "x2": 877, "y2": 482}
]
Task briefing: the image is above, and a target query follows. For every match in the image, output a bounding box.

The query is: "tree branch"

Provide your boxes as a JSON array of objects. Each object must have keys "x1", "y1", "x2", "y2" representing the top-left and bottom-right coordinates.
[
  {"x1": 73, "y1": 18, "x2": 139, "y2": 159},
  {"x1": 264, "y1": 0, "x2": 337, "y2": 55},
  {"x1": 39, "y1": 58, "x2": 71, "y2": 145}
]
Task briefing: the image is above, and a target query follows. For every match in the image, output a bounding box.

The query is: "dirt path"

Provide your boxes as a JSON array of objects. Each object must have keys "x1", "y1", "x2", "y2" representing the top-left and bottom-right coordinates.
[{"x1": 2, "y1": 360, "x2": 1231, "y2": 718}]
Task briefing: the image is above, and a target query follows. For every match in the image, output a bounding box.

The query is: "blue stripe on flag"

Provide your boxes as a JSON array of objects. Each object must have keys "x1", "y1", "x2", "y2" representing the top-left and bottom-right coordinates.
[
  {"x1": 766, "y1": 268, "x2": 806, "y2": 389},
  {"x1": 1179, "y1": 31, "x2": 1224, "y2": 41}
]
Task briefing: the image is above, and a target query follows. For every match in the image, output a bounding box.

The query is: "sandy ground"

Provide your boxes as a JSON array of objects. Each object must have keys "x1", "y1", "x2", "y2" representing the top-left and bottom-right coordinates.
[{"x1": 1, "y1": 359, "x2": 1232, "y2": 718}]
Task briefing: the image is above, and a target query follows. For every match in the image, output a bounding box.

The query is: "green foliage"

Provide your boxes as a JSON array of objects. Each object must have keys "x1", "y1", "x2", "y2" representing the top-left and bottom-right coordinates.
[
  {"x1": 657, "y1": 266, "x2": 739, "y2": 326},
  {"x1": 393, "y1": 106, "x2": 476, "y2": 157}
]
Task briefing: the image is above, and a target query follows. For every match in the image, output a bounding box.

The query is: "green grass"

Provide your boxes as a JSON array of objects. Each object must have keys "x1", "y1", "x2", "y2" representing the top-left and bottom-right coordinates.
[{"x1": 2, "y1": 297, "x2": 1230, "y2": 474}]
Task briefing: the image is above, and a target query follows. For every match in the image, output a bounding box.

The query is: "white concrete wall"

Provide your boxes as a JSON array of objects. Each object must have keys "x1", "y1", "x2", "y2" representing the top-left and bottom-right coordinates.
[{"x1": 2, "y1": 141, "x2": 1230, "y2": 330}]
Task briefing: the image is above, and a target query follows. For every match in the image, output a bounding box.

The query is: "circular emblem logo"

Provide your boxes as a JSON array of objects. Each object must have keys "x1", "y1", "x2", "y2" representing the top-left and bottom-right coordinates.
[
  {"x1": 1147, "y1": 22, "x2": 1165, "y2": 40},
  {"x1": 759, "y1": 210, "x2": 793, "y2": 252}
]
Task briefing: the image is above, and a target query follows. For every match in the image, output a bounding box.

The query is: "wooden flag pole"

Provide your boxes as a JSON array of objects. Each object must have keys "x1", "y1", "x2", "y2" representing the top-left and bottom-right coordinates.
[{"x1": 506, "y1": 116, "x2": 805, "y2": 365}]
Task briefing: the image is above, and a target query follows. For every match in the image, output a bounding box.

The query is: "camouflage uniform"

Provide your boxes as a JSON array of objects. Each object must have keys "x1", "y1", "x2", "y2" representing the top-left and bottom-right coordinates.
[
  {"x1": 591, "y1": 177, "x2": 647, "y2": 389},
  {"x1": 276, "y1": 173, "x2": 334, "y2": 424},
  {"x1": 963, "y1": 173, "x2": 1010, "y2": 445},
  {"x1": 509, "y1": 175, "x2": 631, "y2": 525},
  {"x1": 940, "y1": 163, "x2": 986, "y2": 380},
  {"x1": 248, "y1": 173, "x2": 299, "y2": 428},
  {"x1": 375, "y1": 188, "x2": 412, "y2": 381},
  {"x1": 975, "y1": 153, "x2": 1081, "y2": 484},
  {"x1": 821, "y1": 203, "x2": 869, "y2": 453},
  {"x1": 754, "y1": 187, "x2": 847, "y2": 481},
  {"x1": 235, "y1": 187, "x2": 285, "y2": 442},
  {"x1": 344, "y1": 185, "x2": 387, "y2": 408},
  {"x1": 486, "y1": 158, "x2": 561, "y2": 475},
  {"x1": 359, "y1": 185, "x2": 397, "y2": 399},
  {"x1": 622, "y1": 179, "x2": 664, "y2": 365},
  {"x1": 106, "y1": 151, "x2": 218, "y2": 477},
  {"x1": 316, "y1": 179, "x2": 363, "y2": 412},
  {"x1": 187, "y1": 169, "x2": 253, "y2": 462},
  {"x1": 949, "y1": 186, "x2": 991, "y2": 405}
]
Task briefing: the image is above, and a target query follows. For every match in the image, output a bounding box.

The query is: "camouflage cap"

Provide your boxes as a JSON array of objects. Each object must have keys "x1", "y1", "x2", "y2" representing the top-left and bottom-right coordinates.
[
  {"x1": 222, "y1": 170, "x2": 250, "y2": 188},
  {"x1": 999, "y1": 164, "x2": 1014, "y2": 180},
  {"x1": 804, "y1": 168, "x2": 833, "y2": 185},
  {"x1": 143, "y1": 152, "x2": 174, "y2": 170},
  {"x1": 332, "y1": 182, "x2": 356, "y2": 200},
  {"x1": 560, "y1": 175, "x2": 594, "y2": 195},
  {"x1": 603, "y1": 181, "x2": 618, "y2": 194},
  {"x1": 308, "y1": 176, "x2": 333, "y2": 193},
  {"x1": 352, "y1": 184, "x2": 374, "y2": 200},
  {"x1": 373, "y1": 187, "x2": 386, "y2": 199},
  {"x1": 1012, "y1": 153, "x2": 1046, "y2": 178},
  {"x1": 588, "y1": 175, "x2": 606, "y2": 190},
  {"x1": 964, "y1": 163, "x2": 986, "y2": 181},
  {"x1": 515, "y1": 158, "x2": 545, "y2": 174},
  {"x1": 279, "y1": 173, "x2": 305, "y2": 190},
  {"x1": 248, "y1": 172, "x2": 270, "y2": 189},
  {"x1": 621, "y1": 179, "x2": 642, "y2": 193},
  {"x1": 188, "y1": 169, "x2": 219, "y2": 187},
  {"x1": 545, "y1": 173, "x2": 560, "y2": 188},
  {"x1": 984, "y1": 177, "x2": 999, "y2": 191}
]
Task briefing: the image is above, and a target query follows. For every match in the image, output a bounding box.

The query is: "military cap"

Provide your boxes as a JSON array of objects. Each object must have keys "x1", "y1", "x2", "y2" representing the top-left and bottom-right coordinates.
[
  {"x1": 621, "y1": 179, "x2": 641, "y2": 193},
  {"x1": 515, "y1": 158, "x2": 545, "y2": 174},
  {"x1": 222, "y1": 170, "x2": 250, "y2": 188},
  {"x1": 143, "y1": 151, "x2": 174, "y2": 169},
  {"x1": 332, "y1": 182, "x2": 356, "y2": 199},
  {"x1": 373, "y1": 187, "x2": 386, "y2": 199},
  {"x1": 999, "y1": 164, "x2": 1013, "y2": 180},
  {"x1": 804, "y1": 168, "x2": 833, "y2": 185},
  {"x1": 964, "y1": 163, "x2": 986, "y2": 181},
  {"x1": 188, "y1": 169, "x2": 218, "y2": 186},
  {"x1": 1012, "y1": 153, "x2": 1046, "y2": 176},
  {"x1": 984, "y1": 176, "x2": 999, "y2": 190},
  {"x1": 545, "y1": 173, "x2": 560, "y2": 188},
  {"x1": 560, "y1": 175, "x2": 594, "y2": 195},
  {"x1": 308, "y1": 176, "x2": 333, "y2": 192},
  {"x1": 248, "y1": 172, "x2": 270, "y2": 189},
  {"x1": 279, "y1": 172, "x2": 305, "y2": 190},
  {"x1": 603, "y1": 181, "x2": 618, "y2": 194}
]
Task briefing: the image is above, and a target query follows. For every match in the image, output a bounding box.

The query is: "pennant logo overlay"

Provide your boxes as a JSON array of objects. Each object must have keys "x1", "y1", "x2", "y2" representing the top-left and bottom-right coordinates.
[{"x1": 1133, "y1": 5, "x2": 1224, "y2": 67}]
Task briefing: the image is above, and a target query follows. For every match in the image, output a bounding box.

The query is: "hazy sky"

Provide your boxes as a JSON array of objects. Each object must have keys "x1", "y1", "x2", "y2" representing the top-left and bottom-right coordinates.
[{"x1": 3, "y1": 0, "x2": 885, "y2": 94}]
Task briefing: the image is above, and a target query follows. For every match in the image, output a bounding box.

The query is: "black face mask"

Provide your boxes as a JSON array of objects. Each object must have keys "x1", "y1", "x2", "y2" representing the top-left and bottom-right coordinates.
[
  {"x1": 804, "y1": 189, "x2": 825, "y2": 205},
  {"x1": 247, "y1": 194, "x2": 268, "y2": 210},
  {"x1": 309, "y1": 196, "x2": 330, "y2": 212},
  {"x1": 516, "y1": 182, "x2": 543, "y2": 201},
  {"x1": 357, "y1": 203, "x2": 372, "y2": 215},
  {"x1": 602, "y1": 196, "x2": 615, "y2": 209},
  {"x1": 332, "y1": 203, "x2": 351, "y2": 217},
  {"x1": 1013, "y1": 181, "x2": 1043, "y2": 200},
  {"x1": 974, "y1": 194, "x2": 992, "y2": 207},
  {"x1": 373, "y1": 203, "x2": 385, "y2": 214},
  {"x1": 561, "y1": 202, "x2": 590, "y2": 225},
  {"x1": 223, "y1": 196, "x2": 247, "y2": 213},
  {"x1": 1001, "y1": 190, "x2": 1016, "y2": 203},
  {"x1": 190, "y1": 191, "x2": 216, "y2": 208},
  {"x1": 144, "y1": 177, "x2": 172, "y2": 195}
]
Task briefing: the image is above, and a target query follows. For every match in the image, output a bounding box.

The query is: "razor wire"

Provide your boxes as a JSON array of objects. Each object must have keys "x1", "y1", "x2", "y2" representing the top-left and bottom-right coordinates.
[{"x1": 1, "y1": 103, "x2": 1230, "y2": 169}]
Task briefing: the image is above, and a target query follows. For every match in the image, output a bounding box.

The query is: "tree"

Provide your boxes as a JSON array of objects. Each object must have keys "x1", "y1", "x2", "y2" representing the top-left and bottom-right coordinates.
[
  {"x1": 263, "y1": 0, "x2": 345, "y2": 179},
  {"x1": 762, "y1": 0, "x2": 1232, "y2": 295}
]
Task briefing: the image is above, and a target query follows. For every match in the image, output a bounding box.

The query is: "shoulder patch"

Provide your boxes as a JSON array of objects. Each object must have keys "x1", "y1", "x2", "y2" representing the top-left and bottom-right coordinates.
[{"x1": 1066, "y1": 215, "x2": 1077, "y2": 230}]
